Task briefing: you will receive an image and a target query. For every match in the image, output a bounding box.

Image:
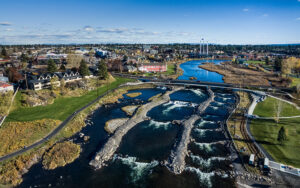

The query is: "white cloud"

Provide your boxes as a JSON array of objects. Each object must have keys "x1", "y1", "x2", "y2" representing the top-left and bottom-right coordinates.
[
  {"x1": 263, "y1": 14, "x2": 269, "y2": 17},
  {"x1": 5, "y1": 28, "x2": 13, "y2": 31},
  {"x1": 83, "y1": 26, "x2": 94, "y2": 32},
  {"x1": 243, "y1": 8, "x2": 249, "y2": 12},
  {"x1": 297, "y1": 17, "x2": 300, "y2": 21},
  {"x1": 0, "y1": 22, "x2": 12, "y2": 26}
]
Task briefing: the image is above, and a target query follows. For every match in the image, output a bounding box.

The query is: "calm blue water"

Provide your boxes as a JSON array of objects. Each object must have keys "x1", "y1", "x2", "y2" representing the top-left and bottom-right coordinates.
[{"x1": 178, "y1": 60, "x2": 228, "y2": 82}]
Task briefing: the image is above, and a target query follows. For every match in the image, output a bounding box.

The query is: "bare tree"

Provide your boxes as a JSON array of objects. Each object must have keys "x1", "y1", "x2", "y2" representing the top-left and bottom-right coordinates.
[
  {"x1": 66, "y1": 54, "x2": 83, "y2": 68},
  {"x1": 273, "y1": 100, "x2": 283, "y2": 123}
]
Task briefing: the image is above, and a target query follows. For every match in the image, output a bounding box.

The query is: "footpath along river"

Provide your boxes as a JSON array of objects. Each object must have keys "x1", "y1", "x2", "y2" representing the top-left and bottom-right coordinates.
[{"x1": 19, "y1": 60, "x2": 238, "y2": 188}]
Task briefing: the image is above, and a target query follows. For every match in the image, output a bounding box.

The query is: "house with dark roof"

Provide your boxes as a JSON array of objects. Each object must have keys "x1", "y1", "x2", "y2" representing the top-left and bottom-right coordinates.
[{"x1": 27, "y1": 70, "x2": 82, "y2": 90}]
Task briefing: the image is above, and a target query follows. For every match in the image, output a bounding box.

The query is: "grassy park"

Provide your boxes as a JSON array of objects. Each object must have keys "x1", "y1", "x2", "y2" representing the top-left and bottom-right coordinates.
[
  {"x1": 251, "y1": 118, "x2": 300, "y2": 168},
  {"x1": 251, "y1": 97, "x2": 300, "y2": 168},
  {"x1": 6, "y1": 77, "x2": 133, "y2": 122},
  {"x1": 253, "y1": 97, "x2": 300, "y2": 117}
]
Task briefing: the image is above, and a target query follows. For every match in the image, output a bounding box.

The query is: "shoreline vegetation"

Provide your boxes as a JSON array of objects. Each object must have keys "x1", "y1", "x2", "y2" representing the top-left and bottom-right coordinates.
[
  {"x1": 199, "y1": 62, "x2": 290, "y2": 87},
  {"x1": 125, "y1": 92, "x2": 142, "y2": 98},
  {"x1": 0, "y1": 77, "x2": 156, "y2": 186},
  {"x1": 42, "y1": 141, "x2": 81, "y2": 170}
]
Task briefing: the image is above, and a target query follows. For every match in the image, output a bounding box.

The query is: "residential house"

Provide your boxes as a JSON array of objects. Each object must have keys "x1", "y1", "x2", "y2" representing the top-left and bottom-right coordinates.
[{"x1": 0, "y1": 81, "x2": 14, "y2": 92}]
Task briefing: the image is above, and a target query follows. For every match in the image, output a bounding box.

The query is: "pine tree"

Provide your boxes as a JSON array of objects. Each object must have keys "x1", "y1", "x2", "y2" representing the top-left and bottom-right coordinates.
[
  {"x1": 277, "y1": 126, "x2": 287, "y2": 144},
  {"x1": 265, "y1": 56, "x2": 269, "y2": 65},
  {"x1": 98, "y1": 60, "x2": 108, "y2": 79},
  {"x1": 47, "y1": 59, "x2": 57, "y2": 73},
  {"x1": 1, "y1": 47, "x2": 8, "y2": 58},
  {"x1": 79, "y1": 60, "x2": 90, "y2": 77},
  {"x1": 60, "y1": 64, "x2": 66, "y2": 72}
]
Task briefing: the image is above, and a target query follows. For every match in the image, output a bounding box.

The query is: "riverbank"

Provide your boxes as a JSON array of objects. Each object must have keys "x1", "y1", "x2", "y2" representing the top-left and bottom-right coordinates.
[
  {"x1": 89, "y1": 87, "x2": 182, "y2": 169},
  {"x1": 0, "y1": 79, "x2": 158, "y2": 187},
  {"x1": 199, "y1": 63, "x2": 290, "y2": 87}
]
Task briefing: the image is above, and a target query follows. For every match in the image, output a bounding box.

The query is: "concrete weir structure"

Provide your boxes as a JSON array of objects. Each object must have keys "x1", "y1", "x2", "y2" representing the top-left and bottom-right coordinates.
[
  {"x1": 167, "y1": 87, "x2": 215, "y2": 174},
  {"x1": 89, "y1": 87, "x2": 182, "y2": 169}
]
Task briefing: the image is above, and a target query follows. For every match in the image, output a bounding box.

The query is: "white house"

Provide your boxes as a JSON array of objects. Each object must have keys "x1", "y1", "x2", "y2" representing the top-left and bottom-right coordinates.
[{"x1": 0, "y1": 81, "x2": 14, "y2": 92}]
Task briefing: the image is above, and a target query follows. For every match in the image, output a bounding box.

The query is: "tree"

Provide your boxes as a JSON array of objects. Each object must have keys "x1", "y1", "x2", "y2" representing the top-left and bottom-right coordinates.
[
  {"x1": 50, "y1": 77, "x2": 59, "y2": 90},
  {"x1": 66, "y1": 54, "x2": 82, "y2": 68},
  {"x1": 1, "y1": 47, "x2": 8, "y2": 58},
  {"x1": 20, "y1": 53, "x2": 28, "y2": 62},
  {"x1": 79, "y1": 60, "x2": 90, "y2": 77},
  {"x1": 6, "y1": 67, "x2": 23, "y2": 83},
  {"x1": 98, "y1": 60, "x2": 108, "y2": 79},
  {"x1": 60, "y1": 78, "x2": 66, "y2": 95},
  {"x1": 59, "y1": 64, "x2": 66, "y2": 72},
  {"x1": 277, "y1": 126, "x2": 287, "y2": 144},
  {"x1": 47, "y1": 59, "x2": 57, "y2": 73},
  {"x1": 265, "y1": 56, "x2": 269, "y2": 65},
  {"x1": 274, "y1": 56, "x2": 282, "y2": 72}
]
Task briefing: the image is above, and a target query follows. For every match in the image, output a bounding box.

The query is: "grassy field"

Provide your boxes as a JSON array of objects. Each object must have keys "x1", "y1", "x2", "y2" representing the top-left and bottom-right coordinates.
[
  {"x1": 250, "y1": 118, "x2": 300, "y2": 168},
  {"x1": 253, "y1": 97, "x2": 300, "y2": 117},
  {"x1": 0, "y1": 119, "x2": 61, "y2": 156},
  {"x1": 290, "y1": 77, "x2": 300, "y2": 87},
  {"x1": 6, "y1": 77, "x2": 133, "y2": 122},
  {"x1": 164, "y1": 64, "x2": 176, "y2": 75}
]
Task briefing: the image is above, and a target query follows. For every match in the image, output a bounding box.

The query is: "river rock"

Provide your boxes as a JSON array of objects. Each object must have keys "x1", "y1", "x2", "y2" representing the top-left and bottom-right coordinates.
[{"x1": 104, "y1": 118, "x2": 129, "y2": 134}]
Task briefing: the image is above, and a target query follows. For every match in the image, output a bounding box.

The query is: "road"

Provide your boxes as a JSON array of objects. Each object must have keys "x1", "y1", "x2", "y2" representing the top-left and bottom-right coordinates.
[{"x1": 0, "y1": 87, "x2": 116, "y2": 162}]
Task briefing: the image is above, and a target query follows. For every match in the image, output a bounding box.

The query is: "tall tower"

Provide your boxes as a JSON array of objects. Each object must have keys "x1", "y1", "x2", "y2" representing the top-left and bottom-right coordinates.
[
  {"x1": 206, "y1": 41, "x2": 209, "y2": 56},
  {"x1": 199, "y1": 40, "x2": 202, "y2": 55}
]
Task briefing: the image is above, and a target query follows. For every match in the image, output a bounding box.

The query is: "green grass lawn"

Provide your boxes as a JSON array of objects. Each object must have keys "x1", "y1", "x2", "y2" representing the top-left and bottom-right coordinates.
[
  {"x1": 253, "y1": 97, "x2": 300, "y2": 117},
  {"x1": 290, "y1": 77, "x2": 300, "y2": 87},
  {"x1": 163, "y1": 64, "x2": 175, "y2": 75},
  {"x1": 250, "y1": 118, "x2": 300, "y2": 168},
  {"x1": 6, "y1": 77, "x2": 133, "y2": 122},
  {"x1": 246, "y1": 60, "x2": 265, "y2": 65}
]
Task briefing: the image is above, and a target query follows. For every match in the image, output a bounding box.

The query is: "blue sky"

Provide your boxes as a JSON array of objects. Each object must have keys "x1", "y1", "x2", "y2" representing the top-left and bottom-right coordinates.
[{"x1": 0, "y1": 0, "x2": 300, "y2": 44}]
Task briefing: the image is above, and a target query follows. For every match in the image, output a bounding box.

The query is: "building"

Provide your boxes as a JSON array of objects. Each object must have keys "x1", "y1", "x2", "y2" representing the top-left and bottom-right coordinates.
[
  {"x1": 124, "y1": 65, "x2": 137, "y2": 73},
  {"x1": 27, "y1": 70, "x2": 82, "y2": 90},
  {"x1": 0, "y1": 76, "x2": 9, "y2": 83},
  {"x1": 138, "y1": 63, "x2": 167, "y2": 73},
  {"x1": 0, "y1": 81, "x2": 14, "y2": 92},
  {"x1": 96, "y1": 49, "x2": 108, "y2": 58}
]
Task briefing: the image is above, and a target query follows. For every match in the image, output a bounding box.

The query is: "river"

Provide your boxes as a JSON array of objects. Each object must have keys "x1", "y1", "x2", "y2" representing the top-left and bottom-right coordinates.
[
  {"x1": 18, "y1": 60, "x2": 237, "y2": 188},
  {"x1": 178, "y1": 59, "x2": 228, "y2": 82}
]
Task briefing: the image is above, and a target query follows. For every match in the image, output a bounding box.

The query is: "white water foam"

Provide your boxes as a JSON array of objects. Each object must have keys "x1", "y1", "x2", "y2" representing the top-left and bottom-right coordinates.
[
  {"x1": 194, "y1": 128, "x2": 217, "y2": 136},
  {"x1": 185, "y1": 167, "x2": 214, "y2": 188},
  {"x1": 190, "y1": 154, "x2": 226, "y2": 168},
  {"x1": 213, "y1": 101, "x2": 225, "y2": 106},
  {"x1": 209, "y1": 106, "x2": 219, "y2": 111},
  {"x1": 197, "y1": 120, "x2": 215, "y2": 128},
  {"x1": 193, "y1": 142, "x2": 214, "y2": 152},
  {"x1": 190, "y1": 89, "x2": 205, "y2": 97},
  {"x1": 162, "y1": 101, "x2": 191, "y2": 115},
  {"x1": 114, "y1": 156, "x2": 159, "y2": 183},
  {"x1": 149, "y1": 119, "x2": 171, "y2": 130}
]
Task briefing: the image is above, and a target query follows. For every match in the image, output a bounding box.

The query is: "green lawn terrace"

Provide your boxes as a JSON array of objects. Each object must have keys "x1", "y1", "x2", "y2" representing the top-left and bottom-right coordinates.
[
  {"x1": 251, "y1": 97, "x2": 300, "y2": 168},
  {"x1": 6, "y1": 77, "x2": 133, "y2": 122}
]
